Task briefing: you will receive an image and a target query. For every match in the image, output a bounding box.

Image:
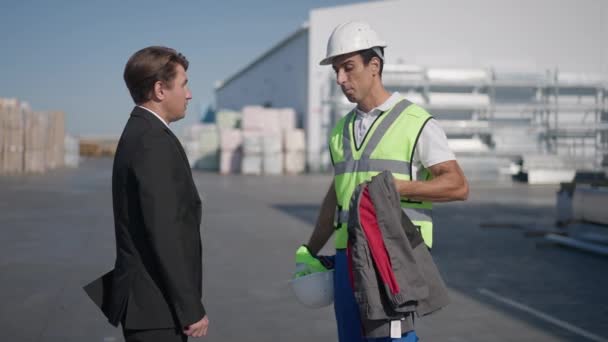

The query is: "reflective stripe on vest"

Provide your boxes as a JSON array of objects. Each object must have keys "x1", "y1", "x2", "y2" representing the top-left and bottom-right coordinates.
[
  {"x1": 330, "y1": 99, "x2": 435, "y2": 248},
  {"x1": 334, "y1": 207, "x2": 432, "y2": 226},
  {"x1": 334, "y1": 159, "x2": 411, "y2": 175}
]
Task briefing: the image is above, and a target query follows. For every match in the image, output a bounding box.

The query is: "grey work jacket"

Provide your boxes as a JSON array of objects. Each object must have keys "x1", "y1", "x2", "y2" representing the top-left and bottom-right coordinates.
[{"x1": 347, "y1": 171, "x2": 450, "y2": 338}]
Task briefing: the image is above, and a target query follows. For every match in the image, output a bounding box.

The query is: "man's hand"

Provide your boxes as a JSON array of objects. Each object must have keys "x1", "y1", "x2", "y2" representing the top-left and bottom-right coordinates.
[
  {"x1": 295, "y1": 245, "x2": 334, "y2": 277},
  {"x1": 184, "y1": 315, "x2": 209, "y2": 337}
]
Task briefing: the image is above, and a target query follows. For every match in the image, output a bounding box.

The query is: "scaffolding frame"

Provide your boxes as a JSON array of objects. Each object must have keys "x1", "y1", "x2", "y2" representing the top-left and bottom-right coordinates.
[{"x1": 324, "y1": 65, "x2": 608, "y2": 172}]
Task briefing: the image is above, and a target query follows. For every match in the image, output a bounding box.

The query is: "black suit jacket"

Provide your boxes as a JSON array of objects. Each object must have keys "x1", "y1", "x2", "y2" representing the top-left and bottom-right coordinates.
[{"x1": 84, "y1": 106, "x2": 205, "y2": 330}]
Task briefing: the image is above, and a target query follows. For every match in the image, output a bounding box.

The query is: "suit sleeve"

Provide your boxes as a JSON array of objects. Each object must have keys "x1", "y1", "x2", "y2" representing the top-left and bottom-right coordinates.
[{"x1": 132, "y1": 133, "x2": 206, "y2": 327}]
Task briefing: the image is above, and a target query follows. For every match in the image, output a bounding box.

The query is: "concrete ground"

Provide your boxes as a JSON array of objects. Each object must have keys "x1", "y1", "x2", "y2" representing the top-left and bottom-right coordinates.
[{"x1": 1, "y1": 158, "x2": 607, "y2": 342}]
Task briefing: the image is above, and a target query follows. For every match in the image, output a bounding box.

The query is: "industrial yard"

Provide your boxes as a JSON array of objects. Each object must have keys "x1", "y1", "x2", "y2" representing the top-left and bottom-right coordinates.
[{"x1": 1, "y1": 158, "x2": 607, "y2": 341}]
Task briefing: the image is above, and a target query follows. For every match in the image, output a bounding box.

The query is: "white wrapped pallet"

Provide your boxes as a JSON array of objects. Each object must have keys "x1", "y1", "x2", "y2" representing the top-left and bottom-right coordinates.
[
  {"x1": 220, "y1": 150, "x2": 242, "y2": 174},
  {"x1": 181, "y1": 124, "x2": 219, "y2": 171},
  {"x1": 219, "y1": 129, "x2": 243, "y2": 152},
  {"x1": 216, "y1": 110, "x2": 242, "y2": 130},
  {"x1": 278, "y1": 108, "x2": 297, "y2": 131},
  {"x1": 243, "y1": 131, "x2": 264, "y2": 155},
  {"x1": 183, "y1": 141, "x2": 219, "y2": 170},
  {"x1": 183, "y1": 140, "x2": 201, "y2": 166},
  {"x1": 263, "y1": 134, "x2": 282, "y2": 154},
  {"x1": 183, "y1": 124, "x2": 219, "y2": 152},
  {"x1": 242, "y1": 155, "x2": 262, "y2": 175},
  {"x1": 263, "y1": 152, "x2": 283, "y2": 175},
  {"x1": 24, "y1": 112, "x2": 48, "y2": 173},
  {"x1": 262, "y1": 109, "x2": 281, "y2": 134},
  {"x1": 284, "y1": 151, "x2": 306, "y2": 174},
  {"x1": 283, "y1": 129, "x2": 306, "y2": 152},
  {"x1": 64, "y1": 134, "x2": 80, "y2": 168},
  {"x1": 46, "y1": 111, "x2": 65, "y2": 169},
  {"x1": 242, "y1": 106, "x2": 266, "y2": 131},
  {"x1": 2, "y1": 99, "x2": 25, "y2": 174}
]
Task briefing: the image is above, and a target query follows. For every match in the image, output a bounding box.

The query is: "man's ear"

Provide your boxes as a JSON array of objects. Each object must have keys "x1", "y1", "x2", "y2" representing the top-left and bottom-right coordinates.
[
  {"x1": 371, "y1": 57, "x2": 381, "y2": 76},
  {"x1": 152, "y1": 81, "x2": 164, "y2": 101}
]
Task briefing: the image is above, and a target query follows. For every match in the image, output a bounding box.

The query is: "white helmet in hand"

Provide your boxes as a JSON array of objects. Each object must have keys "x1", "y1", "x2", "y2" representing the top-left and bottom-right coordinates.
[
  {"x1": 289, "y1": 269, "x2": 334, "y2": 308},
  {"x1": 320, "y1": 21, "x2": 387, "y2": 65}
]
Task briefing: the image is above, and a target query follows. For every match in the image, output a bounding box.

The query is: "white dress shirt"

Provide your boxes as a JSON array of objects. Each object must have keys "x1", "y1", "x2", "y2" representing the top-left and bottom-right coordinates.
[{"x1": 138, "y1": 105, "x2": 170, "y2": 129}]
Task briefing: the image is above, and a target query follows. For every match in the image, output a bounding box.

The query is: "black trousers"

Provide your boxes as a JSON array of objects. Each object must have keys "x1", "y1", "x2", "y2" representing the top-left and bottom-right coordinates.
[{"x1": 122, "y1": 327, "x2": 188, "y2": 342}]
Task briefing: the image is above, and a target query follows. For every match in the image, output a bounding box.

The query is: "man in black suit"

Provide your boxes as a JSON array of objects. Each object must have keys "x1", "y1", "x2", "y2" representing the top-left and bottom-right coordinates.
[{"x1": 85, "y1": 46, "x2": 208, "y2": 341}]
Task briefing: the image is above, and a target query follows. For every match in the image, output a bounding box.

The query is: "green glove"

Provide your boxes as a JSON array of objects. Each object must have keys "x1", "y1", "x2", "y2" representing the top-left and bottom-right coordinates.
[{"x1": 294, "y1": 245, "x2": 333, "y2": 278}]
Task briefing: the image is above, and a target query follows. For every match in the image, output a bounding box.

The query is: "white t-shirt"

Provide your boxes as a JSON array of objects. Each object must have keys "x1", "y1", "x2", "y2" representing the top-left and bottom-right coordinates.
[{"x1": 353, "y1": 92, "x2": 455, "y2": 180}]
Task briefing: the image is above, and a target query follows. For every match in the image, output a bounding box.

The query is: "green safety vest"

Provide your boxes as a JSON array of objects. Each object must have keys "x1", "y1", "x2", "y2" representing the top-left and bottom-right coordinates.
[{"x1": 329, "y1": 99, "x2": 435, "y2": 249}]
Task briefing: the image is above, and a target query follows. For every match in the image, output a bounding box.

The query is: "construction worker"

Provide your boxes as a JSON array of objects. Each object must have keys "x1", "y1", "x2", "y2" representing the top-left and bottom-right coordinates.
[{"x1": 298, "y1": 21, "x2": 469, "y2": 342}]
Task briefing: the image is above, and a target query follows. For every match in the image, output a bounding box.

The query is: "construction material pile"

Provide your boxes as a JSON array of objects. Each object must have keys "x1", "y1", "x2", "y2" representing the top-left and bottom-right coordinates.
[
  {"x1": 0, "y1": 98, "x2": 73, "y2": 174},
  {"x1": 181, "y1": 107, "x2": 306, "y2": 175}
]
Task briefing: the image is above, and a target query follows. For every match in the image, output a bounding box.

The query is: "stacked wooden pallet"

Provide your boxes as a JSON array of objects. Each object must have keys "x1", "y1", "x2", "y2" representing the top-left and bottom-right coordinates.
[
  {"x1": 0, "y1": 98, "x2": 67, "y2": 174},
  {"x1": 0, "y1": 98, "x2": 25, "y2": 173}
]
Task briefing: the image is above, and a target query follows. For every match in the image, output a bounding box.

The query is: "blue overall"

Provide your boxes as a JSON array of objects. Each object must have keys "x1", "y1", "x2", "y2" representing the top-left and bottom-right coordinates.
[{"x1": 333, "y1": 250, "x2": 418, "y2": 342}]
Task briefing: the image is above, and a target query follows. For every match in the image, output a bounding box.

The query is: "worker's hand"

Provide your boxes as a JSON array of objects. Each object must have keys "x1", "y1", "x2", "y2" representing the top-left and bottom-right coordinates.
[
  {"x1": 184, "y1": 315, "x2": 209, "y2": 337},
  {"x1": 295, "y1": 245, "x2": 334, "y2": 277}
]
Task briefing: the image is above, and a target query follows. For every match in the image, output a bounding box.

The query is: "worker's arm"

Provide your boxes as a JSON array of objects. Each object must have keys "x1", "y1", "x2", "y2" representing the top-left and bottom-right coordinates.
[
  {"x1": 394, "y1": 160, "x2": 469, "y2": 202},
  {"x1": 306, "y1": 180, "x2": 337, "y2": 255}
]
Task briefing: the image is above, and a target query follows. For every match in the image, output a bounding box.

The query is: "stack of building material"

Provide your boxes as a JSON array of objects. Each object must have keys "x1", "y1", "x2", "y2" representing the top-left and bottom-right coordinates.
[
  {"x1": 78, "y1": 137, "x2": 118, "y2": 158},
  {"x1": 242, "y1": 131, "x2": 264, "y2": 175},
  {"x1": 262, "y1": 108, "x2": 284, "y2": 175},
  {"x1": 216, "y1": 109, "x2": 242, "y2": 130},
  {"x1": 0, "y1": 98, "x2": 68, "y2": 174},
  {"x1": 64, "y1": 134, "x2": 80, "y2": 168},
  {"x1": 24, "y1": 111, "x2": 49, "y2": 173},
  {"x1": 283, "y1": 129, "x2": 306, "y2": 174},
  {"x1": 79, "y1": 139, "x2": 103, "y2": 157},
  {"x1": 278, "y1": 108, "x2": 297, "y2": 133},
  {"x1": 0, "y1": 99, "x2": 25, "y2": 174},
  {"x1": 241, "y1": 106, "x2": 267, "y2": 132},
  {"x1": 241, "y1": 106, "x2": 276, "y2": 175},
  {"x1": 263, "y1": 134, "x2": 283, "y2": 175},
  {"x1": 219, "y1": 129, "x2": 243, "y2": 174},
  {"x1": 240, "y1": 107, "x2": 264, "y2": 180},
  {"x1": 181, "y1": 124, "x2": 219, "y2": 170},
  {"x1": 45, "y1": 111, "x2": 65, "y2": 169}
]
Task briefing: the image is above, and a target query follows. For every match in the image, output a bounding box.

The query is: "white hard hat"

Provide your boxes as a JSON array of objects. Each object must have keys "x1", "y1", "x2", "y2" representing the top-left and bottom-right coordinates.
[
  {"x1": 289, "y1": 270, "x2": 334, "y2": 308},
  {"x1": 320, "y1": 21, "x2": 387, "y2": 65}
]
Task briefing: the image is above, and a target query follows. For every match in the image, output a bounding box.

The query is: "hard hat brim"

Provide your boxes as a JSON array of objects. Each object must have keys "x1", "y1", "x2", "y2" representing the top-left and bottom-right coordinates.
[{"x1": 319, "y1": 43, "x2": 388, "y2": 66}]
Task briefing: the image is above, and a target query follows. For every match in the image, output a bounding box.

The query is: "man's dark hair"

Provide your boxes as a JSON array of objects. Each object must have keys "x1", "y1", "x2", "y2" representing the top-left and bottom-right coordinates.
[
  {"x1": 123, "y1": 46, "x2": 189, "y2": 104},
  {"x1": 360, "y1": 47, "x2": 384, "y2": 77}
]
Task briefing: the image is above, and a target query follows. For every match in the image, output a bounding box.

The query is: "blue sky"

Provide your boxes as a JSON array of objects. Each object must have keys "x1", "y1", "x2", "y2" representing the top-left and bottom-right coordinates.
[{"x1": 0, "y1": 0, "x2": 365, "y2": 136}]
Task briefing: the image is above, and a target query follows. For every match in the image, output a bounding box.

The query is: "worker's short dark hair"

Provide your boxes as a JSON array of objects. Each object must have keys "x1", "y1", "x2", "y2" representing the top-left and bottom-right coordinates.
[
  {"x1": 360, "y1": 47, "x2": 384, "y2": 77},
  {"x1": 123, "y1": 46, "x2": 189, "y2": 105}
]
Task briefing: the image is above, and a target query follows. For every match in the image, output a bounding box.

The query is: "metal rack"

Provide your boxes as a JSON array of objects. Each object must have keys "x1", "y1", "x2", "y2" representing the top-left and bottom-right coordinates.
[{"x1": 325, "y1": 65, "x2": 608, "y2": 173}]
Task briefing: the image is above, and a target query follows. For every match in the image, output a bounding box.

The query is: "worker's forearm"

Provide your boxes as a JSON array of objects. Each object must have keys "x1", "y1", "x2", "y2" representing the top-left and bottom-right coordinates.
[
  {"x1": 395, "y1": 173, "x2": 468, "y2": 202},
  {"x1": 307, "y1": 182, "x2": 337, "y2": 255}
]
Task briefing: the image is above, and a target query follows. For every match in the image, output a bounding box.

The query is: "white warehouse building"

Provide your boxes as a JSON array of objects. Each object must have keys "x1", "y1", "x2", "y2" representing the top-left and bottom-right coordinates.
[{"x1": 215, "y1": 0, "x2": 608, "y2": 176}]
